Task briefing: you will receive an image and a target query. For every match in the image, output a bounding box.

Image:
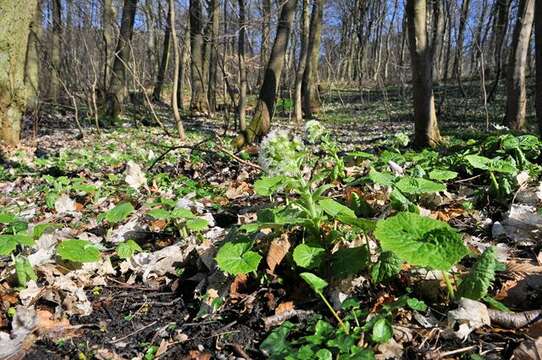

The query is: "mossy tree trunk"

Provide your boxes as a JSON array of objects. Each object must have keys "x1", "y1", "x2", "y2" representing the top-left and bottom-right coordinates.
[
  {"x1": 536, "y1": 0, "x2": 542, "y2": 133},
  {"x1": 235, "y1": 0, "x2": 297, "y2": 146},
  {"x1": 24, "y1": 0, "x2": 42, "y2": 112},
  {"x1": 105, "y1": 0, "x2": 138, "y2": 120},
  {"x1": 406, "y1": 0, "x2": 441, "y2": 148},
  {"x1": 189, "y1": 0, "x2": 209, "y2": 114},
  {"x1": 0, "y1": 0, "x2": 38, "y2": 145},
  {"x1": 302, "y1": 0, "x2": 324, "y2": 118},
  {"x1": 506, "y1": 0, "x2": 535, "y2": 130}
]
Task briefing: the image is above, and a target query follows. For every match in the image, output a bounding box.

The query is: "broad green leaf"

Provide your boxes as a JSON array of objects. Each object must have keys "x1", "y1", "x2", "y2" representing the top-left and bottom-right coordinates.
[
  {"x1": 465, "y1": 155, "x2": 517, "y2": 174},
  {"x1": 336, "y1": 216, "x2": 376, "y2": 233},
  {"x1": 331, "y1": 247, "x2": 369, "y2": 278},
  {"x1": 429, "y1": 169, "x2": 458, "y2": 181},
  {"x1": 260, "y1": 322, "x2": 295, "y2": 359},
  {"x1": 347, "y1": 151, "x2": 374, "y2": 160},
  {"x1": 103, "y1": 202, "x2": 134, "y2": 224},
  {"x1": 395, "y1": 176, "x2": 446, "y2": 194},
  {"x1": 186, "y1": 218, "x2": 209, "y2": 231},
  {"x1": 12, "y1": 233, "x2": 34, "y2": 246},
  {"x1": 147, "y1": 208, "x2": 170, "y2": 220},
  {"x1": 32, "y1": 223, "x2": 60, "y2": 240},
  {"x1": 406, "y1": 297, "x2": 427, "y2": 311},
  {"x1": 116, "y1": 240, "x2": 142, "y2": 259},
  {"x1": 15, "y1": 256, "x2": 36, "y2": 287},
  {"x1": 57, "y1": 239, "x2": 101, "y2": 263},
  {"x1": 374, "y1": 212, "x2": 469, "y2": 271},
  {"x1": 346, "y1": 348, "x2": 376, "y2": 360},
  {"x1": 293, "y1": 244, "x2": 325, "y2": 269},
  {"x1": 0, "y1": 213, "x2": 16, "y2": 224},
  {"x1": 371, "y1": 317, "x2": 393, "y2": 343},
  {"x1": 0, "y1": 235, "x2": 18, "y2": 256},
  {"x1": 305, "y1": 320, "x2": 334, "y2": 345},
  {"x1": 368, "y1": 170, "x2": 395, "y2": 186},
  {"x1": 170, "y1": 208, "x2": 195, "y2": 219},
  {"x1": 316, "y1": 349, "x2": 333, "y2": 360},
  {"x1": 300, "y1": 272, "x2": 328, "y2": 293},
  {"x1": 216, "y1": 241, "x2": 262, "y2": 275},
  {"x1": 254, "y1": 176, "x2": 284, "y2": 196},
  {"x1": 318, "y1": 198, "x2": 355, "y2": 218},
  {"x1": 370, "y1": 251, "x2": 402, "y2": 283},
  {"x1": 457, "y1": 246, "x2": 497, "y2": 300}
]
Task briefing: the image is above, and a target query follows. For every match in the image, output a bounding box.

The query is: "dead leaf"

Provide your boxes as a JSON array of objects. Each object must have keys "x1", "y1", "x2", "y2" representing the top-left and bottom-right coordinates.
[
  {"x1": 186, "y1": 350, "x2": 212, "y2": 360},
  {"x1": 275, "y1": 301, "x2": 294, "y2": 316},
  {"x1": 225, "y1": 181, "x2": 251, "y2": 200},
  {"x1": 230, "y1": 274, "x2": 248, "y2": 300},
  {"x1": 125, "y1": 160, "x2": 146, "y2": 190},
  {"x1": 150, "y1": 219, "x2": 167, "y2": 231},
  {"x1": 54, "y1": 193, "x2": 77, "y2": 214},
  {"x1": 36, "y1": 309, "x2": 73, "y2": 339},
  {"x1": 514, "y1": 337, "x2": 542, "y2": 360},
  {"x1": 155, "y1": 339, "x2": 171, "y2": 358},
  {"x1": 266, "y1": 234, "x2": 290, "y2": 274},
  {"x1": 446, "y1": 298, "x2": 490, "y2": 340}
]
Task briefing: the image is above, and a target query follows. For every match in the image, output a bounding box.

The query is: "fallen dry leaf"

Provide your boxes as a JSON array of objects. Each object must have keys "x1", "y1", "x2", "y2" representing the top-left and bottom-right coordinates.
[
  {"x1": 266, "y1": 234, "x2": 291, "y2": 274},
  {"x1": 513, "y1": 337, "x2": 542, "y2": 360},
  {"x1": 275, "y1": 301, "x2": 295, "y2": 316},
  {"x1": 230, "y1": 274, "x2": 248, "y2": 300}
]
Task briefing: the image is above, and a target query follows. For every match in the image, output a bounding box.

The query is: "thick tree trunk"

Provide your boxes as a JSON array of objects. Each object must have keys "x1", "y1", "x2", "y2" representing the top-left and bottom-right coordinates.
[
  {"x1": 258, "y1": 0, "x2": 272, "y2": 85},
  {"x1": 506, "y1": 0, "x2": 535, "y2": 130},
  {"x1": 536, "y1": 0, "x2": 542, "y2": 133},
  {"x1": 0, "y1": 0, "x2": 38, "y2": 145},
  {"x1": 152, "y1": 7, "x2": 172, "y2": 102},
  {"x1": 302, "y1": 0, "x2": 324, "y2": 118},
  {"x1": 189, "y1": 0, "x2": 209, "y2": 114},
  {"x1": 102, "y1": 0, "x2": 115, "y2": 91},
  {"x1": 237, "y1": 0, "x2": 248, "y2": 131},
  {"x1": 406, "y1": 0, "x2": 441, "y2": 148},
  {"x1": 50, "y1": 0, "x2": 62, "y2": 102},
  {"x1": 169, "y1": 0, "x2": 185, "y2": 140},
  {"x1": 25, "y1": 1, "x2": 41, "y2": 112},
  {"x1": 208, "y1": 0, "x2": 220, "y2": 113},
  {"x1": 105, "y1": 0, "x2": 138, "y2": 120},
  {"x1": 294, "y1": 0, "x2": 310, "y2": 123},
  {"x1": 235, "y1": 0, "x2": 297, "y2": 146}
]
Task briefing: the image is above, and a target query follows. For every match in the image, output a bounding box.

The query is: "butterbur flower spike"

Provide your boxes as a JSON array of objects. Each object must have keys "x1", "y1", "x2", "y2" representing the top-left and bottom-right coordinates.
[
  {"x1": 258, "y1": 130, "x2": 304, "y2": 177},
  {"x1": 304, "y1": 120, "x2": 325, "y2": 144}
]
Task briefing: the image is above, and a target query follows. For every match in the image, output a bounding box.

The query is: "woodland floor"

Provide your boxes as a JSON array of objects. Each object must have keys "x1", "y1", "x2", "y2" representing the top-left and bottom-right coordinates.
[{"x1": 1, "y1": 84, "x2": 542, "y2": 360}]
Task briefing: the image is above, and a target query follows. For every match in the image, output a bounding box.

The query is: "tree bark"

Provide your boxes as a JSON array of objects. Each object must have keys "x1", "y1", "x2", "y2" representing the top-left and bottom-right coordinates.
[
  {"x1": 189, "y1": 0, "x2": 209, "y2": 114},
  {"x1": 25, "y1": 0, "x2": 41, "y2": 112},
  {"x1": 302, "y1": 0, "x2": 324, "y2": 118},
  {"x1": 452, "y1": 0, "x2": 470, "y2": 96},
  {"x1": 0, "y1": 0, "x2": 38, "y2": 145},
  {"x1": 152, "y1": 5, "x2": 172, "y2": 102},
  {"x1": 259, "y1": 0, "x2": 272, "y2": 85},
  {"x1": 488, "y1": 0, "x2": 512, "y2": 101},
  {"x1": 50, "y1": 0, "x2": 62, "y2": 102},
  {"x1": 406, "y1": 0, "x2": 441, "y2": 148},
  {"x1": 208, "y1": 0, "x2": 220, "y2": 113},
  {"x1": 102, "y1": 0, "x2": 115, "y2": 92},
  {"x1": 235, "y1": 0, "x2": 297, "y2": 146},
  {"x1": 169, "y1": 0, "x2": 185, "y2": 140},
  {"x1": 177, "y1": 29, "x2": 191, "y2": 110},
  {"x1": 506, "y1": 0, "x2": 535, "y2": 130},
  {"x1": 237, "y1": 0, "x2": 248, "y2": 131},
  {"x1": 105, "y1": 0, "x2": 138, "y2": 120},
  {"x1": 144, "y1": 0, "x2": 158, "y2": 80},
  {"x1": 536, "y1": 0, "x2": 542, "y2": 133},
  {"x1": 294, "y1": 0, "x2": 310, "y2": 123}
]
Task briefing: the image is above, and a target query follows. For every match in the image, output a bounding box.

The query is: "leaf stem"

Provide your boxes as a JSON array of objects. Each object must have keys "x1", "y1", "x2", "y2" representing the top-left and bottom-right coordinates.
[
  {"x1": 442, "y1": 271, "x2": 455, "y2": 298},
  {"x1": 317, "y1": 291, "x2": 348, "y2": 334}
]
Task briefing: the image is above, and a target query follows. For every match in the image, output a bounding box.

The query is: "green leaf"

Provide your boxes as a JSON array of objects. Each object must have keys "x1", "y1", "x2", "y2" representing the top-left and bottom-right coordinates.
[
  {"x1": 374, "y1": 212, "x2": 469, "y2": 271},
  {"x1": 116, "y1": 240, "x2": 142, "y2": 259},
  {"x1": 260, "y1": 321, "x2": 295, "y2": 359},
  {"x1": 429, "y1": 169, "x2": 458, "y2": 181},
  {"x1": 216, "y1": 241, "x2": 262, "y2": 275},
  {"x1": 15, "y1": 256, "x2": 36, "y2": 287},
  {"x1": 465, "y1": 155, "x2": 517, "y2": 174},
  {"x1": 305, "y1": 320, "x2": 334, "y2": 345},
  {"x1": 254, "y1": 176, "x2": 284, "y2": 196},
  {"x1": 319, "y1": 198, "x2": 355, "y2": 218},
  {"x1": 12, "y1": 233, "x2": 34, "y2": 246},
  {"x1": 300, "y1": 272, "x2": 328, "y2": 293},
  {"x1": 406, "y1": 297, "x2": 427, "y2": 311},
  {"x1": 293, "y1": 244, "x2": 325, "y2": 269},
  {"x1": 347, "y1": 151, "x2": 374, "y2": 160},
  {"x1": 186, "y1": 218, "x2": 209, "y2": 231},
  {"x1": 371, "y1": 317, "x2": 393, "y2": 343},
  {"x1": 331, "y1": 247, "x2": 369, "y2": 278},
  {"x1": 0, "y1": 235, "x2": 18, "y2": 256},
  {"x1": 147, "y1": 208, "x2": 170, "y2": 220},
  {"x1": 316, "y1": 349, "x2": 333, "y2": 360},
  {"x1": 395, "y1": 176, "x2": 446, "y2": 194},
  {"x1": 103, "y1": 202, "x2": 134, "y2": 224},
  {"x1": 370, "y1": 251, "x2": 402, "y2": 283},
  {"x1": 57, "y1": 239, "x2": 101, "y2": 263},
  {"x1": 32, "y1": 223, "x2": 60, "y2": 240},
  {"x1": 0, "y1": 213, "x2": 16, "y2": 224},
  {"x1": 457, "y1": 246, "x2": 497, "y2": 300},
  {"x1": 368, "y1": 170, "x2": 396, "y2": 186},
  {"x1": 170, "y1": 208, "x2": 195, "y2": 219}
]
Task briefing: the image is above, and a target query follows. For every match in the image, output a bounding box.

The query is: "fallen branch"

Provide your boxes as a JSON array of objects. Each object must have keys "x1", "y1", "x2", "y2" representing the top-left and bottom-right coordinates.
[{"x1": 488, "y1": 309, "x2": 542, "y2": 329}]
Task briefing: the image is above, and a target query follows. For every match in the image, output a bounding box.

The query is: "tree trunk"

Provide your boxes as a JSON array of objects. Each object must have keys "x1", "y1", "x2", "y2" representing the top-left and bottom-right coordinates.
[
  {"x1": 50, "y1": 0, "x2": 62, "y2": 102},
  {"x1": 302, "y1": 0, "x2": 324, "y2": 118},
  {"x1": 169, "y1": 0, "x2": 185, "y2": 140},
  {"x1": 506, "y1": 0, "x2": 535, "y2": 130},
  {"x1": 102, "y1": 0, "x2": 115, "y2": 92},
  {"x1": 152, "y1": 6, "x2": 172, "y2": 102},
  {"x1": 144, "y1": 0, "x2": 158, "y2": 80},
  {"x1": 0, "y1": 0, "x2": 38, "y2": 145},
  {"x1": 294, "y1": 0, "x2": 310, "y2": 123},
  {"x1": 488, "y1": 0, "x2": 512, "y2": 101},
  {"x1": 177, "y1": 29, "x2": 191, "y2": 110},
  {"x1": 25, "y1": 0, "x2": 41, "y2": 111},
  {"x1": 452, "y1": 0, "x2": 471, "y2": 96},
  {"x1": 235, "y1": 0, "x2": 297, "y2": 146},
  {"x1": 189, "y1": 0, "x2": 209, "y2": 114},
  {"x1": 237, "y1": 0, "x2": 248, "y2": 131},
  {"x1": 406, "y1": 0, "x2": 441, "y2": 148},
  {"x1": 259, "y1": 0, "x2": 272, "y2": 85},
  {"x1": 208, "y1": 0, "x2": 220, "y2": 113},
  {"x1": 536, "y1": 0, "x2": 542, "y2": 133},
  {"x1": 105, "y1": 0, "x2": 138, "y2": 120}
]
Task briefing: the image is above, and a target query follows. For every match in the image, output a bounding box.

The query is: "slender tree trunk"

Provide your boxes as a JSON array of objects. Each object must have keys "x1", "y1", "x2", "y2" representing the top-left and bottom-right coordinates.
[
  {"x1": 406, "y1": 0, "x2": 441, "y2": 148},
  {"x1": 258, "y1": 0, "x2": 272, "y2": 85},
  {"x1": 452, "y1": 0, "x2": 471, "y2": 96},
  {"x1": 208, "y1": 0, "x2": 220, "y2": 113},
  {"x1": 237, "y1": 0, "x2": 248, "y2": 131},
  {"x1": 102, "y1": 0, "x2": 115, "y2": 92},
  {"x1": 488, "y1": 0, "x2": 512, "y2": 101},
  {"x1": 235, "y1": 0, "x2": 297, "y2": 146},
  {"x1": 189, "y1": 0, "x2": 209, "y2": 114},
  {"x1": 169, "y1": 0, "x2": 185, "y2": 140},
  {"x1": 177, "y1": 29, "x2": 191, "y2": 111},
  {"x1": 0, "y1": 0, "x2": 38, "y2": 145},
  {"x1": 431, "y1": 0, "x2": 445, "y2": 80},
  {"x1": 144, "y1": 0, "x2": 158, "y2": 80},
  {"x1": 105, "y1": 0, "x2": 138, "y2": 120},
  {"x1": 152, "y1": 7, "x2": 172, "y2": 102},
  {"x1": 294, "y1": 0, "x2": 310, "y2": 123},
  {"x1": 506, "y1": 0, "x2": 535, "y2": 130},
  {"x1": 536, "y1": 0, "x2": 542, "y2": 133},
  {"x1": 25, "y1": 0, "x2": 42, "y2": 112},
  {"x1": 302, "y1": 0, "x2": 324, "y2": 118},
  {"x1": 50, "y1": 0, "x2": 62, "y2": 102}
]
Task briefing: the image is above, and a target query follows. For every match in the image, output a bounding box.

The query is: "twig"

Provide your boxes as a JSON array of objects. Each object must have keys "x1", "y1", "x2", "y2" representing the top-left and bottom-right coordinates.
[
  {"x1": 231, "y1": 344, "x2": 253, "y2": 360},
  {"x1": 437, "y1": 345, "x2": 478, "y2": 358},
  {"x1": 109, "y1": 320, "x2": 158, "y2": 344}
]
